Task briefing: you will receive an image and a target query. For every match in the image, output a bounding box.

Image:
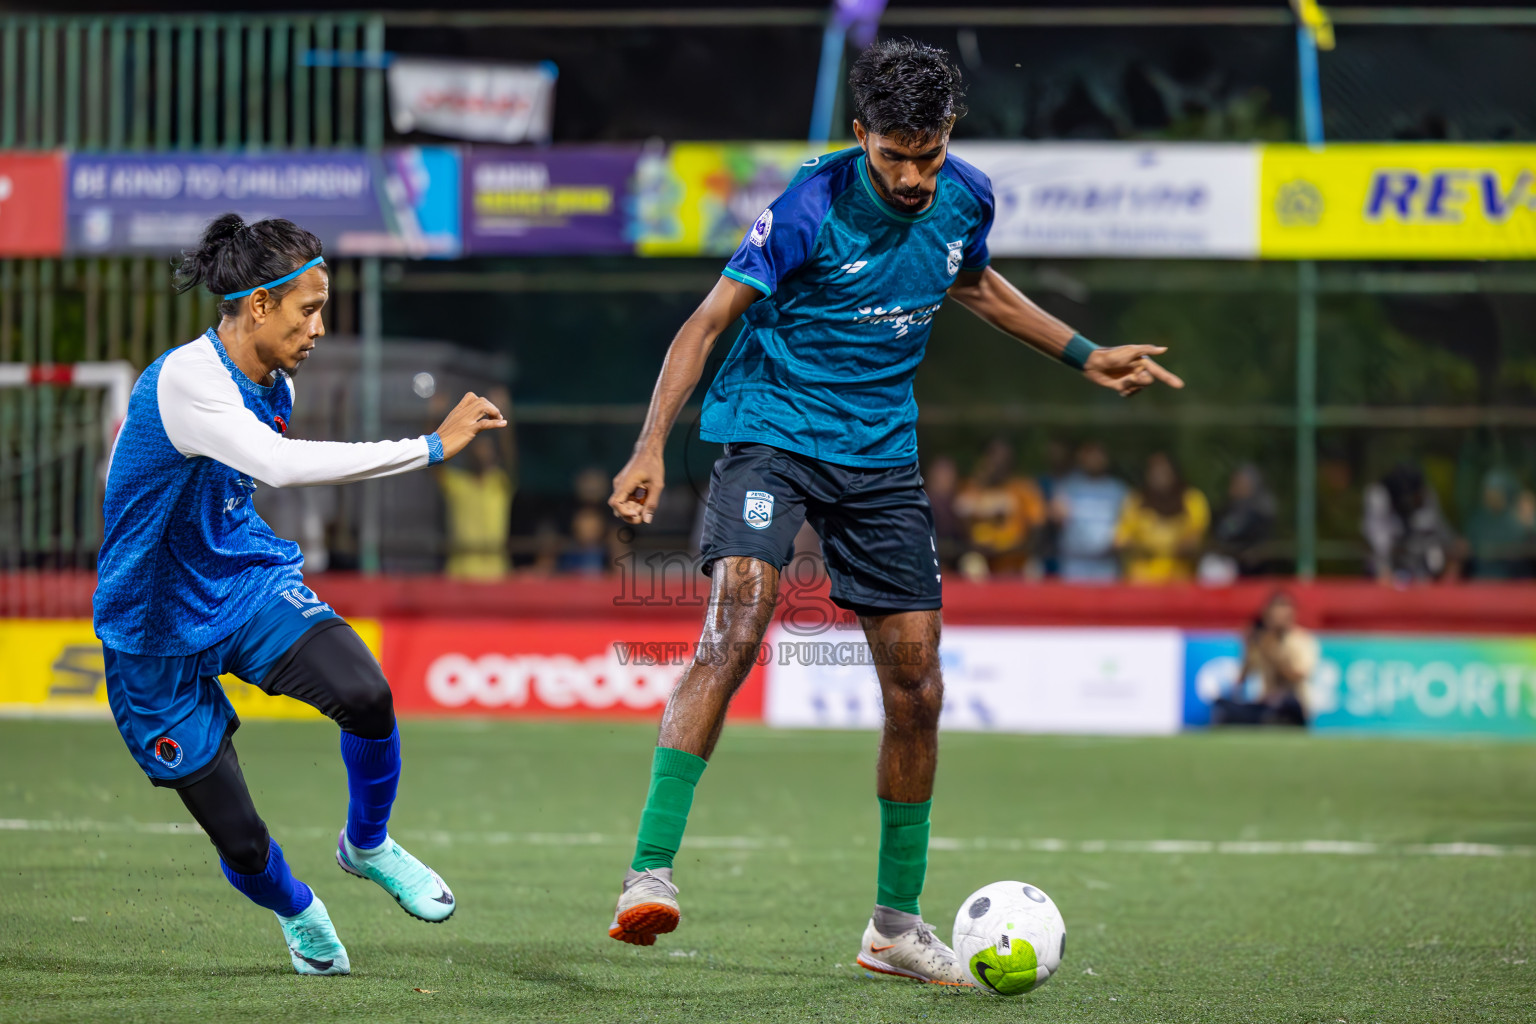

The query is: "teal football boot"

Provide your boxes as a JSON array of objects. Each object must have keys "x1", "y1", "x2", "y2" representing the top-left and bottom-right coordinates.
[
  {"x1": 336, "y1": 829, "x2": 456, "y2": 923},
  {"x1": 277, "y1": 894, "x2": 350, "y2": 976}
]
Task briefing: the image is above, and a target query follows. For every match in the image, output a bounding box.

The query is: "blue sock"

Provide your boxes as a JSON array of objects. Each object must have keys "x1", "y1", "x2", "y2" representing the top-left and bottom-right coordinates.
[
  {"x1": 221, "y1": 839, "x2": 313, "y2": 918},
  {"x1": 340, "y1": 724, "x2": 401, "y2": 851}
]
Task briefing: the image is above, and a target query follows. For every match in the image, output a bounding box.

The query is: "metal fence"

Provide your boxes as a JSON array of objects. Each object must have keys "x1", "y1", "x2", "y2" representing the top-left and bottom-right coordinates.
[
  {"x1": 2, "y1": 7, "x2": 1536, "y2": 579},
  {"x1": 0, "y1": 15, "x2": 384, "y2": 151},
  {"x1": 0, "y1": 12, "x2": 391, "y2": 569}
]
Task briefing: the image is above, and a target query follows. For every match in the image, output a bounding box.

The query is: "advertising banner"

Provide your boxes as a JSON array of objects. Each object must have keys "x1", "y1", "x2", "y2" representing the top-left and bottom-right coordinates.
[
  {"x1": 462, "y1": 146, "x2": 639, "y2": 255},
  {"x1": 48, "y1": 141, "x2": 1536, "y2": 261},
  {"x1": 1259, "y1": 144, "x2": 1536, "y2": 259},
  {"x1": 764, "y1": 625, "x2": 1185, "y2": 734},
  {"x1": 635, "y1": 142, "x2": 824, "y2": 257},
  {"x1": 634, "y1": 141, "x2": 1258, "y2": 259},
  {"x1": 1184, "y1": 632, "x2": 1536, "y2": 737},
  {"x1": 66, "y1": 148, "x2": 461, "y2": 257},
  {"x1": 0, "y1": 619, "x2": 379, "y2": 721},
  {"x1": 389, "y1": 58, "x2": 556, "y2": 144},
  {"x1": 382, "y1": 619, "x2": 764, "y2": 720},
  {"x1": 950, "y1": 143, "x2": 1259, "y2": 258},
  {"x1": 0, "y1": 151, "x2": 66, "y2": 256}
]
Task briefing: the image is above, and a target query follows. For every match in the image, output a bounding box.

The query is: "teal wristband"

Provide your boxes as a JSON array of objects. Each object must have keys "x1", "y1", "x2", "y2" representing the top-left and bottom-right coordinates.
[{"x1": 1061, "y1": 333, "x2": 1100, "y2": 371}]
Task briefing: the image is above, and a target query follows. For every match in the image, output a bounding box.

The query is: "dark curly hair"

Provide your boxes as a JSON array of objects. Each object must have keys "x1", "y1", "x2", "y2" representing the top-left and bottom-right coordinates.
[
  {"x1": 848, "y1": 38, "x2": 967, "y2": 143},
  {"x1": 173, "y1": 213, "x2": 324, "y2": 319}
]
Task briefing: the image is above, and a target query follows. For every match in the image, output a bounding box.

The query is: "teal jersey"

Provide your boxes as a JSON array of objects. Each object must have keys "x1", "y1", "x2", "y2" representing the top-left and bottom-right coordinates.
[{"x1": 703, "y1": 147, "x2": 994, "y2": 467}]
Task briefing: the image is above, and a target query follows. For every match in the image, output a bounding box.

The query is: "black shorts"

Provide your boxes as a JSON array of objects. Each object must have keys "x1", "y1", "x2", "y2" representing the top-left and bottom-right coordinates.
[{"x1": 698, "y1": 442, "x2": 942, "y2": 615}]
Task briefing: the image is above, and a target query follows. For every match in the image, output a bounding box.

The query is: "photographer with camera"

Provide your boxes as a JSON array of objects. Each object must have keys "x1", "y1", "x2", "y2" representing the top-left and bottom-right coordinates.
[{"x1": 1212, "y1": 591, "x2": 1318, "y2": 728}]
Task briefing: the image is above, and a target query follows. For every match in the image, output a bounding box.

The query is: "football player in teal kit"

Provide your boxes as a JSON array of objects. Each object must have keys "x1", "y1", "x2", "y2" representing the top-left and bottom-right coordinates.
[{"x1": 604, "y1": 40, "x2": 1183, "y2": 981}]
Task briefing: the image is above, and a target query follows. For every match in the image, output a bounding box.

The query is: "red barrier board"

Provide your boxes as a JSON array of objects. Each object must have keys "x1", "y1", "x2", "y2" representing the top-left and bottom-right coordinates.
[
  {"x1": 8, "y1": 572, "x2": 1536, "y2": 636},
  {"x1": 0, "y1": 153, "x2": 65, "y2": 256},
  {"x1": 382, "y1": 618, "x2": 764, "y2": 721}
]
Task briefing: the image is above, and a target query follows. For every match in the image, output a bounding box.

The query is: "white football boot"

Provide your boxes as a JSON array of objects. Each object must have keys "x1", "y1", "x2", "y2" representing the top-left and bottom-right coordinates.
[
  {"x1": 855, "y1": 918, "x2": 975, "y2": 986},
  {"x1": 608, "y1": 867, "x2": 680, "y2": 946}
]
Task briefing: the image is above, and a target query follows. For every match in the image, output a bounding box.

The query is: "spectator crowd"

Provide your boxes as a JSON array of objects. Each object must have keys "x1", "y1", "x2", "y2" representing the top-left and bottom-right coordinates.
[
  {"x1": 403, "y1": 406, "x2": 1536, "y2": 584},
  {"x1": 923, "y1": 439, "x2": 1536, "y2": 585}
]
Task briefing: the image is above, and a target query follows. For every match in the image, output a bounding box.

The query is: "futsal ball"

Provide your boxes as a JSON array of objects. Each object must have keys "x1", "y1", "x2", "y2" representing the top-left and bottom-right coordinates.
[{"x1": 952, "y1": 881, "x2": 1066, "y2": 995}]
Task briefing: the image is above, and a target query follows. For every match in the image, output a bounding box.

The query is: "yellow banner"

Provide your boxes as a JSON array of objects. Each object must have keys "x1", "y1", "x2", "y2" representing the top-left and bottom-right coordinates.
[
  {"x1": 635, "y1": 142, "x2": 827, "y2": 257},
  {"x1": 1260, "y1": 144, "x2": 1536, "y2": 258},
  {"x1": 0, "y1": 619, "x2": 381, "y2": 720}
]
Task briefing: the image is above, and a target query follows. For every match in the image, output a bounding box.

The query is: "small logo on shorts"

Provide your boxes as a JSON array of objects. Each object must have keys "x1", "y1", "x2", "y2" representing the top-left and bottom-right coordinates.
[
  {"x1": 743, "y1": 490, "x2": 774, "y2": 530},
  {"x1": 152, "y1": 736, "x2": 184, "y2": 769},
  {"x1": 280, "y1": 586, "x2": 334, "y2": 619}
]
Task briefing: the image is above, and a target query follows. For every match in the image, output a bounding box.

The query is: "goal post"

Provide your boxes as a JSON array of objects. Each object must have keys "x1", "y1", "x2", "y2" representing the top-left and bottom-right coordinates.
[{"x1": 0, "y1": 361, "x2": 135, "y2": 574}]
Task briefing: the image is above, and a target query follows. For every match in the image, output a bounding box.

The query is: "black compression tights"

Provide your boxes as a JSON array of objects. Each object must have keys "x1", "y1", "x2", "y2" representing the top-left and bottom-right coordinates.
[
  {"x1": 174, "y1": 622, "x2": 397, "y2": 874},
  {"x1": 178, "y1": 740, "x2": 270, "y2": 874},
  {"x1": 260, "y1": 621, "x2": 395, "y2": 740}
]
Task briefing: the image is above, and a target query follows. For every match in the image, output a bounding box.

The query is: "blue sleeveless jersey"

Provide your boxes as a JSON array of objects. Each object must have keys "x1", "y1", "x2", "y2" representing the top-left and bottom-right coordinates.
[
  {"x1": 703, "y1": 147, "x2": 994, "y2": 467},
  {"x1": 94, "y1": 331, "x2": 304, "y2": 657}
]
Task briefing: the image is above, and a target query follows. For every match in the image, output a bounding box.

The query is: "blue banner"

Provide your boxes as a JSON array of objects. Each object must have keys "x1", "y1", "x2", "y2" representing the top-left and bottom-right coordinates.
[
  {"x1": 462, "y1": 146, "x2": 640, "y2": 255},
  {"x1": 66, "y1": 148, "x2": 460, "y2": 258},
  {"x1": 1184, "y1": 632, "x2": 1536, "y2": 738}
]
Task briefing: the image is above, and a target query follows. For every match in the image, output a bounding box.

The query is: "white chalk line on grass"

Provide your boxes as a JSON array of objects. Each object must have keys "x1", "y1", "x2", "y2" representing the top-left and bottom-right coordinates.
[
  {"x1": 0, "y1": 818, "x2": 1530, "y2": 859},
  {"x1": 928, "y1": 836, "x2": 1536, "y2": 858}
]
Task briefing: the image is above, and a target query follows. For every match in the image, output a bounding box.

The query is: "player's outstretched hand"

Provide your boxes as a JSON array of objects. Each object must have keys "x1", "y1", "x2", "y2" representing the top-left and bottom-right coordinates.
[
  {"x1": 1083, "y1": 345, "x2": 1185, "y2": 397},
  {"x1": 435, "y1": 392, "x2": 507, "y2": 460},
  {"x1": 610, "y1": 450, "x2": 665, "y2": 525}
]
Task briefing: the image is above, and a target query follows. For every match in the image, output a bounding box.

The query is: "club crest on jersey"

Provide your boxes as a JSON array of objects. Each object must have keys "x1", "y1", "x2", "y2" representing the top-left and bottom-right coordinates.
[
  {"x1": 152, "y1": 735, "x2": 184, "y2": 769},
  {"x1": 272, "y1": 414, "x2": 288, "y2": 433},
  {"x1": 749, "y1": 209, "x2": 773, "y2": 248},
  {"x1": 946, "y1": 239, "x2": 964, "y2": 276},
  {"x1": 742, "y1": 490, "x2": 774, "y2": 530}
]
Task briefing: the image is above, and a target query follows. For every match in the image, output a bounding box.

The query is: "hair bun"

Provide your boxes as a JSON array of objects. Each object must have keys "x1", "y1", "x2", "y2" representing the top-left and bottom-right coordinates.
[{"x1": 199, "y1": 212, "x2": 247, "y2": 250}]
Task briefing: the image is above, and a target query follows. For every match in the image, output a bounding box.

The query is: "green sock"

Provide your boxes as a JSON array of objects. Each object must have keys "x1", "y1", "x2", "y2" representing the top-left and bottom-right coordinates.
[
  {"x1": 876, "y1": 797, "x2": 931, "y2": 915},
  {"x1": 630, "y1": 746, "x2": 709, "y2": 871}
]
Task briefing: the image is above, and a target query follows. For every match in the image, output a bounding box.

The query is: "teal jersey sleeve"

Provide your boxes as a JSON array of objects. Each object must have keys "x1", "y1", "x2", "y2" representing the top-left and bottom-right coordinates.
[{"x1": 722, "y1": 153, "x2": 846, "y2": 297}]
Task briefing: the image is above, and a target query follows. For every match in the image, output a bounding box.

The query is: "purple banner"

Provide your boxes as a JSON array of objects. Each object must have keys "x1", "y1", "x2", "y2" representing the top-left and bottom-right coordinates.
[
  {"x1": 462, "y1": 146, "x2": 639, "y2": 255},
  {"x1": 66, "y1": 150, "x2": 461, "y2": 258}
]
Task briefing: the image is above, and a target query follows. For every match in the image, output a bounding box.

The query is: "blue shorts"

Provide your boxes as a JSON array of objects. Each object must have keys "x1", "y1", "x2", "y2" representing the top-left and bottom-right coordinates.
[
  {"x1": 103, "y1": 585, "x2": 339, "y2": 787},
  {"x1": 698, "y1": 443, "x2": 943, "y2": 614}
]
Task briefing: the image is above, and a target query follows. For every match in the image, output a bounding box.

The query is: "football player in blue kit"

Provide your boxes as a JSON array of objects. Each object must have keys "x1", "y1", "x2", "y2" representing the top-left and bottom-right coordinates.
[
  {"x1": 604, "y1": 40, "x2": 1183, "y2": 981},
  {"x1": 94, "y1": 214, "x2": 506, "y2": 975}
]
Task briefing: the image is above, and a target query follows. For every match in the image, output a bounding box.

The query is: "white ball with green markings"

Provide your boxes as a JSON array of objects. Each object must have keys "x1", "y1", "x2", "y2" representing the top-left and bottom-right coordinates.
[{"x1": 952, "y1": 881, "x2": 1066, "y2": 995}]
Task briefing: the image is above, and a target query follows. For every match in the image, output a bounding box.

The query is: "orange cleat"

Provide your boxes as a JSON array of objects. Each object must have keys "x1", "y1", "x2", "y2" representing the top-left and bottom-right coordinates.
[{"x1": 608, "y1": 867, "x2": 680, "y2": 945}]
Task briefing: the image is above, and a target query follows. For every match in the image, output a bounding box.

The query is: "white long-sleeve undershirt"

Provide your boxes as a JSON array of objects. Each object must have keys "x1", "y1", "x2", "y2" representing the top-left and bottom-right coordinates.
[{"x1": 157, "y1": 334, "x2": 432, "y2": 488}]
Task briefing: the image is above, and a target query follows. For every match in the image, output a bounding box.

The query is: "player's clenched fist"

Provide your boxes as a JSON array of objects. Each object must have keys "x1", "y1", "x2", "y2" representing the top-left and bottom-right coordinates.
[
  {"x1": 434, "y1": 392, "x2": 507, "y2": 460},
  {"x1": 610, "y1": 450, "x2": 665, "y2": 525}
]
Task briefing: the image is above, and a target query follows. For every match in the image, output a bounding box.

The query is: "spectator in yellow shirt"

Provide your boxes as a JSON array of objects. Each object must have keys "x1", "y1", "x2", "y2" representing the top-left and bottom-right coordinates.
[
  {"x1": 1115, "y1": 452, "x2": 1209, "y2": 583},
  {"x1": 434, "y1": 387, "x2": 516, "y2": 580}
]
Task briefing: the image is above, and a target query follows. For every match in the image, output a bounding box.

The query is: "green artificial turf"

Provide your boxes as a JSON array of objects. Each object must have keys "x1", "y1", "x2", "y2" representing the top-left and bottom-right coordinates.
[{"x1": 1, "y1": 719, "x2": 1533, "y2": 1023}]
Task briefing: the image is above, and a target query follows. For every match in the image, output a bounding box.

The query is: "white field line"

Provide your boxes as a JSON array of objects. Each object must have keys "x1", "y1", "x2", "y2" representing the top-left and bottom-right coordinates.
[{"x1": 0, "y1": 818, "x2": 1531, "y2": 858}]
